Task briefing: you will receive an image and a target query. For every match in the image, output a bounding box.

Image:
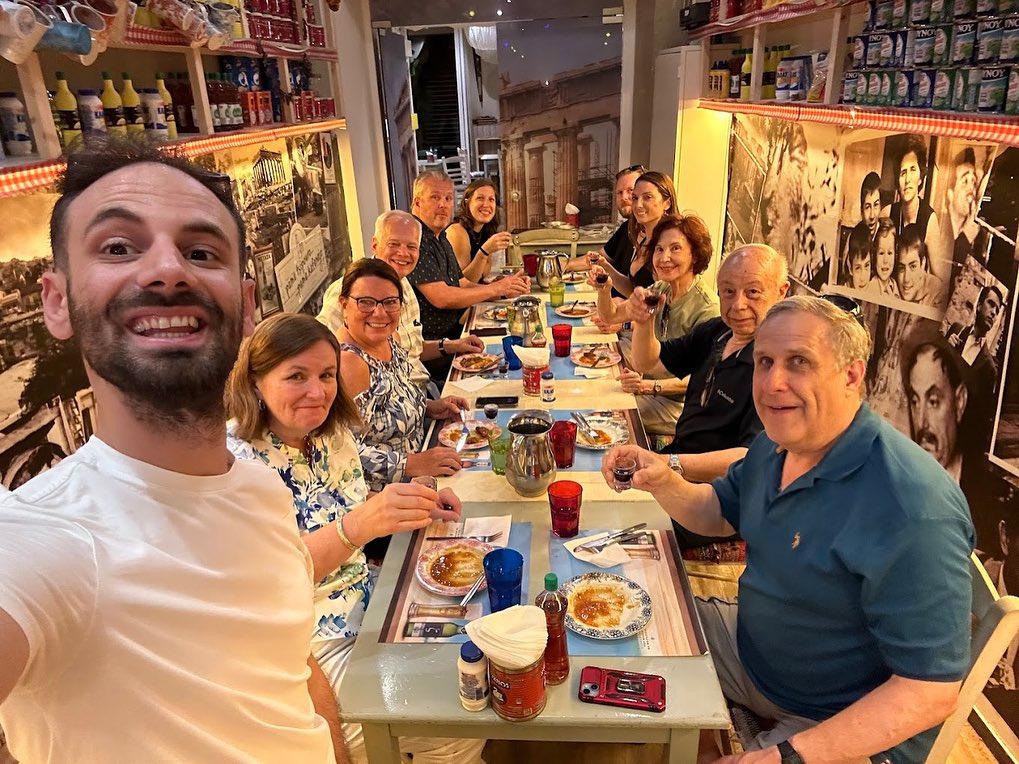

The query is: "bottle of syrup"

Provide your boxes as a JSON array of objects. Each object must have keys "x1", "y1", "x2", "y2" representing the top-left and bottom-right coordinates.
[{"x1": 534, "y1": 572, "x2": 570, "y2": 684}]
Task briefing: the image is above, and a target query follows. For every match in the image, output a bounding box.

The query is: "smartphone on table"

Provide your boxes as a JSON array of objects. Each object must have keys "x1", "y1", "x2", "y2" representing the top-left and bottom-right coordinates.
[
  {"x1": 578, "y1": 666, "x2": 666, "y2": 712},
  {"x1": 475, "y1": 396, "x2": 519, "y2": 408}
]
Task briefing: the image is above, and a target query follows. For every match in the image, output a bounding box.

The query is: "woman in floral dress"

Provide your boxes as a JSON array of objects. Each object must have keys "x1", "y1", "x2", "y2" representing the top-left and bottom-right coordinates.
[{"x1": 225, "y1": 312, "x2": 482, "y2": 764}]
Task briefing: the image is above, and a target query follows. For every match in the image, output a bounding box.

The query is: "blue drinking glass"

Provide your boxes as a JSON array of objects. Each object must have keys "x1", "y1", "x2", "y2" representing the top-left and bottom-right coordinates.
[
  {"x1": 502, "y1": 335, "x2": 523, "y2": 371},
  {"x1": 483, "y1": 548, "x2": 524, "y2": 613}
]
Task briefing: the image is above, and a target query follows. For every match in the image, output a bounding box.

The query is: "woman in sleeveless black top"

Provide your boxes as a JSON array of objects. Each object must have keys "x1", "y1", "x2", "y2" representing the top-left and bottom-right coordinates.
[{"x1": 445, "y1": 177, "x2": 512, "y2": 284}]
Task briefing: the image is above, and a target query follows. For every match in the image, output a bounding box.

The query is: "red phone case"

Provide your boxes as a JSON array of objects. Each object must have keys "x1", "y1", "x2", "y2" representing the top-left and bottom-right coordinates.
[{"x1": 577, "y1": 666, "x2": 666, "y2": 712}]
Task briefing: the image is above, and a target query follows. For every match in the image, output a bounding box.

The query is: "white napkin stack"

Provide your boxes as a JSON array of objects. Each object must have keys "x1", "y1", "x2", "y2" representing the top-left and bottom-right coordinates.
[
  {"x1": 574, "y1": 367, "x2": 609, "y2": 379},
  {"x1": 564, "y1": 203, "x2": 580, "y2": 215},
  {"x1": 564, "y1": 533, "x2": 630, "y2": 568},
  {"x1": 450, "y1": 376, "x2": 492, "y2": 393},
  {"x1": 514, "y1": 346, "x2": 551, "y2": 368},
  {"x1": 465, "y1": 605, "x2": 548, "y2": 670}
]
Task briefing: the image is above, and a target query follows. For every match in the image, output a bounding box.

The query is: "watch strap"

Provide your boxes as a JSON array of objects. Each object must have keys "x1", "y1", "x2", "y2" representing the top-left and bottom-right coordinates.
[{"x1": 777, "y1": 740, "x2": 805, "y2": 764}]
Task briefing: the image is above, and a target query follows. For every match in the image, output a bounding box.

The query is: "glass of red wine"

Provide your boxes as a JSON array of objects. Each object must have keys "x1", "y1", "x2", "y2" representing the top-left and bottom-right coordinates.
[{"x1": 612, "y1": 456, "x2": 637, "y2": 491}]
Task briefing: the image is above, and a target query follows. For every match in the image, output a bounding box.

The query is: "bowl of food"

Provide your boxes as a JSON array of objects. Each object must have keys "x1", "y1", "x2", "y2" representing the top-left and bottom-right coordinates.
[{"x1": 415, "y1": 538, "x2": 494, "y2": 597}]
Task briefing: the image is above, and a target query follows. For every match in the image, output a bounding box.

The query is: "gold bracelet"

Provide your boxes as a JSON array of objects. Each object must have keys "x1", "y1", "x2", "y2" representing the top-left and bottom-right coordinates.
[{"x1": 336, "y1": 514, "x2": 362, "y2": 554}]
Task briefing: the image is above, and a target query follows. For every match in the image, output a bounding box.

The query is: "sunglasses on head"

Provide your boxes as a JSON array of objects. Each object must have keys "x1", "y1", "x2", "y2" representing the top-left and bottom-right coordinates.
[{"x1": 818, "y1": 293, "x2": 866, "y2": 327}]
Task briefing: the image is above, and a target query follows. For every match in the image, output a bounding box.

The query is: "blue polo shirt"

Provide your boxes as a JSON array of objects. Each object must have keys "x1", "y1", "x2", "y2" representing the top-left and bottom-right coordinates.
[{"x1": 712, "y1": 404, "x2": 974, "y2": 762}]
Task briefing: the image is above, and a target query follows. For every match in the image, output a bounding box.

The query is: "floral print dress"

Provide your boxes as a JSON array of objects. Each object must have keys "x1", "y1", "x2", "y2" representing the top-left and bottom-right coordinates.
[
  {"x1": 226, "y1": 423, "x2": 374, "y2": 644},
  {"x1": 339, "y1": 338, "x2": 427, "y2": 492}
]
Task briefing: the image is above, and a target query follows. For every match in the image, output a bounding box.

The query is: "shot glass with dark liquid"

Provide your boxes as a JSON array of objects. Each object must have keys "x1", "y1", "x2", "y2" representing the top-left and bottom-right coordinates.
[
  {"x1": 587, "y1": 252, "x2": 600, "y2": 266},
  {"x1": 483, "y1": 403, "x2": 499, "y2": 421},
  {"x1": 595, "y1": 273, "x2": 609, "y2": 286},
  {"x1": 612, "y1": 456, "x2": 637, "y2": 491},
  {"x1": 643, "y1": 291, "x2": 661, "y2": 313}
]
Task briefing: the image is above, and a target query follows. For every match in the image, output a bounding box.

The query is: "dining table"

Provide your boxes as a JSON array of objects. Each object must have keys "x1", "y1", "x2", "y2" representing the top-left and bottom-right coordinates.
[{"x1": 338, "y1": 276, "x2": 730, "y2": 763}]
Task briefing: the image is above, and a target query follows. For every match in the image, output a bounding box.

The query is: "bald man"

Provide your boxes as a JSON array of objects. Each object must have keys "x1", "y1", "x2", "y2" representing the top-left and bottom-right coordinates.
[{"x1": 628, "y1": 244, "x2": 790, "y2": 547}]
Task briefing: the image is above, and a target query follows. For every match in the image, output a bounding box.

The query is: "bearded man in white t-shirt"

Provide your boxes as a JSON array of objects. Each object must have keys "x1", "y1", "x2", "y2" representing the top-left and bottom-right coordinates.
[{"x1": 0, "y1": 138, "x2": 352, "y2": 762}]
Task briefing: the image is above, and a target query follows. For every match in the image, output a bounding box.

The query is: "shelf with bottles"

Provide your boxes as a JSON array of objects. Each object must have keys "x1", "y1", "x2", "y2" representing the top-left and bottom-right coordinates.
[
  {"x1": 691, "y1": 0, "x2": 867, "y2": 40},
  {"x1": 0, "y1": 115, "x2": 345, "y2": 196},
  {"x1": 697, "y1": 97, "x2": 1019, "y2": 143}
]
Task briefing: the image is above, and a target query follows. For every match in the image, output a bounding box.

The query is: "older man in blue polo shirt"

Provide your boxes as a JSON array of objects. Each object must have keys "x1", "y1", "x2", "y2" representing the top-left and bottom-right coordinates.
[{"x1": 603, "y1": 295, "x2": 973, "y2": 763}]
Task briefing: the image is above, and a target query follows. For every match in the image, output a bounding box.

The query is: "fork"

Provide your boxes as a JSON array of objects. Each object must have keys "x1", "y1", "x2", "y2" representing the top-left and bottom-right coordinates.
[
  {"x1": 424, "y1": 531, "x2": 504, "y2": 543},
  {"x1": 459, "y1": 408, "x2": 470, "y2": 434}
]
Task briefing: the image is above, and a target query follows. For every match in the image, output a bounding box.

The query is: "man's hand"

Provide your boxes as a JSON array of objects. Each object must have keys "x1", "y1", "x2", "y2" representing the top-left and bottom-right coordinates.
[
  {"x1": 619, "y1": 367, "x2": 649, "y2": 395},
  {"x1": 491, "y1": 274, "x2": 530, "y2": 300},
  {"x1": 712, "y1": 748, "x2": 780, "y2": 764},
  {"x1": 946, "y1": 332, "x2": 962, "y2": 348},
  {"x1": 426, "y1": 396, "x2": 468, "y2": 420},
  {"x1": 405, "y1": 447, "x2": 462, "y2": 477},
  {"x1": 601, "y1": 445, "x2": 673, "y2": 494},
  {"x1": 450, "y1": 335, "x2": 485, "y2": 355}
]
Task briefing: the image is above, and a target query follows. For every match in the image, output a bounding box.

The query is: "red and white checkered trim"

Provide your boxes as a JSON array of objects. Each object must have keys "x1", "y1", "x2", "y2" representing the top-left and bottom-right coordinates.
[
  {"x1": 0, "y1": 118, "x2": 345, "y2": 199},
  {"x1": 692, "y1": 0, "x2": 866, "y2": 39},
  {"x1": 698, "y1": 99, "x2": 1019, "y2": 145}
]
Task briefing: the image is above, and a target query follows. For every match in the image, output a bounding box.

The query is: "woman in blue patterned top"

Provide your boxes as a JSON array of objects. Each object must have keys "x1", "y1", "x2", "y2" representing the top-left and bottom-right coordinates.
[
  {"x1": 335, "y1": 258, "x2": 469, "y2": 493},
  {"x1": 225, "y1": 312, "x2": 479, "y2": 763}
]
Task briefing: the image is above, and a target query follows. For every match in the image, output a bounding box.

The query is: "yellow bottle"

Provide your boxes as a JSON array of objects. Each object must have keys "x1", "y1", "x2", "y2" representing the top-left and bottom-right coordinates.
[
  {"x1": 100, "y1": 71, "x2": 127, "y2": 136},
  {"x1": 740, "y1": 50, "x2": 753, "y2": 101},
  {"x1": 155, "y1": 73, "x2": 177, "y2": 140},
  {"x1": 53, "y1": 71, "x2": 81, "y2": 149},
  {"x1": 121, "y1": 72, "x2": 144, "y2": 134}
]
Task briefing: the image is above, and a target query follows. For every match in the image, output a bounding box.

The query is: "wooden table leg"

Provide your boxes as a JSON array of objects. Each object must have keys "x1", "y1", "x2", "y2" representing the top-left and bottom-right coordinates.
[
  {"x1": 668, "y1": 728, "x2": 701, "y2": 764},
  {"x1": 362, "y1": 722, "x2": 401, "y2": 764}
]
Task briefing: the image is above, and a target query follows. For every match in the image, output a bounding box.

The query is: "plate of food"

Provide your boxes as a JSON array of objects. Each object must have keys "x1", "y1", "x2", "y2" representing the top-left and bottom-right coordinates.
[
  {"x1": 437, "y1": 421, "x2": 502, "y2": 450},
  {"x1": 561, "y1": 572, "x2": 652, "y2": 640},
  {"x1": 575, "y1": 415, "x2": 629, "y2": 450},
  {"x1": 415, "y1": 538, "x2": 494, "y2": 597},
  {"x1": 555, "y1": 302, "x2": 596, "y2": 319},
  {"x1": 570, "y1": 345, "x2": 622, "y2": 368},
  {"x1": 562, "y1": 271, "x2": 587, "y2": 284},
  {"x1": 452, "y1": 353, "x2": 500, "y2": 373},
  {"x1": 481, "y1": 306, "x2": 509, "y2": 322}
]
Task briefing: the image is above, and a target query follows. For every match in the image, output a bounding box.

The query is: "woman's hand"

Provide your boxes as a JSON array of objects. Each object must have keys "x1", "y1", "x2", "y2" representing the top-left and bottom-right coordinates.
[
  {"x1": 344, "y1": 482, "x2": 439, "y2": 545},
  {"x1": 591, "y1": 312, "x2": 623, "y2": 334},
  {"x1": 482, "y1": 231, "x2": 512, "y2": 254},
  {"x1": 601, "y1": 445, "x2": 673, "y2": 494},
  {"x1": 625, "y1": 287, "x2": 657, "y2": 324},
  {"x1": 426, "y1": 396, "x2": 468, "y2": 420},
  {"x1": 619, "y1": 367, "x2": 649, "y2": 395},
  {"x1": 405, "y1": 446, "x2": 462, "y2": 477},
  {"x1": 448, "y1": 335, "x2": 486, "y2": 355},
  {"x1": 585, "y1": 250, "x2": 606, "y2": 269},
  {"x1": 587, "y1": 264, "x2": 611, "y2": 291}
]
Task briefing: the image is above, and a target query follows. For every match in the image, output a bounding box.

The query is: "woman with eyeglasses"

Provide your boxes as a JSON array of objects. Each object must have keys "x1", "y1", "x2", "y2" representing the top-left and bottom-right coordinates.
[
  {"x1": 589, "y1": 214, "x2": 719, "y2": 436},
  {"x1": 589, "y1": 170, "x2": 676, "y2": 296},
  {"x1": 445, "y1": 177, "x2": 513, "y2": 282},
  {"x1": 336, "y1": 258, "x2": 468, "y2": 493}
]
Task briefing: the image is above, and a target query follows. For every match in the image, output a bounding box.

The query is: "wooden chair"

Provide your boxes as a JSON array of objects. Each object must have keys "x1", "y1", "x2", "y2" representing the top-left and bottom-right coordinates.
[
  {"x1": 509, "y1": 227, "x2": 580, "y2": 267},
  {"x1": 441, "y1": 154, "x2": 469, "y2": 201},
  {"x1": 927, "y1": 553, "x2": 1019, "y2": 762}
]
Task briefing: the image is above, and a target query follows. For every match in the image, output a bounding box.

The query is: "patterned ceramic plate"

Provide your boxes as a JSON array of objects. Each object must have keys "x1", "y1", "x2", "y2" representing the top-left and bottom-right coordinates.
[
  {"x1": 562, "y1": 271, "x2": 587, "y2": 284},
  {"x1": 575, "y1": 415, "x2": 629, "y2": 450},
  {"x1": 452, "y1": 353, "x2": 500, "y2": 373},
  {"x1": 437, "y1": 421, "x2": 502, "y2": 450},
  {"x1": 555, "y1": 303, "x2": 596, "y2": 319},
  {"x1": 415, "y1": 538, "x2": 494, "y2": 597},
  {"x1": 561, "y1": 572, "x2": 652, "y2": 640},
  {"x1": 481, "y1": 306, "x2": 509, "y2": 322},
  {"x1": 570, "y1": 345, "x2": 622, "y2": 368}
]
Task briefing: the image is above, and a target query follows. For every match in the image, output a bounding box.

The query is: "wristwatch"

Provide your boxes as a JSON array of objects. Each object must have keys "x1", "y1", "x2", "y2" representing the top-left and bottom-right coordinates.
[
  {"x1": 652, "y1": 381, "x2": 662, "y2": 395},
  {"x1": 438, "y1": 338, "x2": 448, "y2": 356},
  {"x1": 667, "y1": 454, "x2": 684, "y2": 476},
  {"x1": 777, "y1": 740, "x2": 805, "y2": 764}
]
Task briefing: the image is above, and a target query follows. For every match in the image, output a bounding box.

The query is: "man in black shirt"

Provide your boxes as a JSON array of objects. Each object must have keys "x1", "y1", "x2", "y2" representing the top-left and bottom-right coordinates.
[
  {"x1": 407, "y1": 170, "x2": 530, "y2": 381},
  {"x1": 627, "y1": 244, "x2": 789, "y2": 547}
]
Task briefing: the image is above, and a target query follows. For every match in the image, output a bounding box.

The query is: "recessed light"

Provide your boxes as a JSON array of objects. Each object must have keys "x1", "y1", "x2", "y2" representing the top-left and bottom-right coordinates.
[
  {"x1": 605, "y1": 32, "x2": 611, "y2": 37},
  {"x1": 468, "y1": 9, "x2": 475, "y2": 16},
  {"x1": 496, "y1": 8, "x2": 503, "y2": 14}
]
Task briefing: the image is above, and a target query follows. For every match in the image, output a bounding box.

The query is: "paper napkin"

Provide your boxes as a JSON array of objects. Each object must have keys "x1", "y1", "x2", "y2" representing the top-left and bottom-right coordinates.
[
  {"x1": 449, "y1": 376, "x2": 492, "y2": 393},
  {"x1": 465, "y1": 605, "x2": 548, "y2": 669},
  {"x1": 564, "y1": 532, "x2": 630, "y2": 568},
  {"x1": 574, "y1": 366, "x2": 609, "y2": 379}
]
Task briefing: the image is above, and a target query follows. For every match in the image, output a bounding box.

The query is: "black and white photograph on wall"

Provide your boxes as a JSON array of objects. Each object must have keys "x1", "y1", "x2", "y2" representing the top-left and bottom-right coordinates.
[
  {"x1": 829, "y1": 132, "x2": 951, "y2": 319},
  {"x1": 724, "y1": 114, "x2": 842, "y2": 295},
  {"x1": 862, "y1": 308, "x2": 930, "y2": 437},
  {"x1": 934, "y1": 139, "x2": 997, "y2": 288},
  {"x1": 320, "y1": 131, "x2": 336, "y2": 185},
  {"x1": 990, "y1": 300, "x2": 1019, "y2": 481},
  {"x1": 941, "y1": 257, "x2": 1010, "y2": 373},
  {"x1": 287, "y1": 133, "x2": 326, "y2": 227},
  {"x1": 966, "y1": 145, "x2": 1019, "y2": 291}
]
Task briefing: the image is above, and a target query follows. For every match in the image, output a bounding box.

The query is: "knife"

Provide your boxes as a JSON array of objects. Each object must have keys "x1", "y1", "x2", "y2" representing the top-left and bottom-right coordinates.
[
  {"x1": 575, "y1": 523, "x2": 648, "y2": 553},
  {"x1": 454, "y1": 430, "x2": 469, "y2": 453}
]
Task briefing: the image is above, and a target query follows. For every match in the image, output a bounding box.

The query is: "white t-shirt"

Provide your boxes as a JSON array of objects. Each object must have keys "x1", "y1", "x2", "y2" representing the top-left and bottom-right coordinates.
[{"x1": 0, "y1": 437, "x2": 334, "y2": 763}]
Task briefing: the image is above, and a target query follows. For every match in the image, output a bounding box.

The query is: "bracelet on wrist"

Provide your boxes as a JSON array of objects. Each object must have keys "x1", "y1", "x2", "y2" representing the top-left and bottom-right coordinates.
[
  {"x1": 336, "y1": 513, "x2": 362, "y2": 554},
  {"x1": 478, "y1": 246, "x2": 491, "y2": 258}
]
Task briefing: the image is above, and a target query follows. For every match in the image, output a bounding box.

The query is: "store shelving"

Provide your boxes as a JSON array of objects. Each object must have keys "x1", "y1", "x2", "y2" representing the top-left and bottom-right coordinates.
[
  {"x1": 690, "y1": 0, "x2": 867, "y2": 40},
  {"x1": 114, "y1": 23, "x2": 338, "y2": 61}
]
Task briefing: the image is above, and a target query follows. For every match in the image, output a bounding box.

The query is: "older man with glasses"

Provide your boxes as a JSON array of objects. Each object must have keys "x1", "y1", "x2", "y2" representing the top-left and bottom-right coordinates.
[
  {"x1": 604, "y1": 296, "x2": 973, "y2": 763},
  {"x1": 626, "y1": 243, "x2": 789, "y2": 549}
]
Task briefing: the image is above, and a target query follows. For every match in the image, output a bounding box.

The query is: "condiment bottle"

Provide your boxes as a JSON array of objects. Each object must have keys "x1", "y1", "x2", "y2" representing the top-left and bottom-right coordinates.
[
  {"x1": 99, "y1": 72, "x2": 126, "y2": 136},
  {"x1": 534, "y1": 573, "x2": 569, "y2": 685},
  {"x1": 155, "y1": 73, "x2": 178, "y2": 140},
  {"x1": 53, "y1": 73, "x2": 81, "y2": 148},
  {"x1": 120, "y1": 73, "x2": 144, "y2": 134},
  {"x1": 457, "y1": 640, "x2": 490, "y2": 711},
  {"x1": 541, "y1": 370, "x2": 555, "y2": 403},
  {"x1": 740, "y1": 49, "x2": 753, "y2": 100}
]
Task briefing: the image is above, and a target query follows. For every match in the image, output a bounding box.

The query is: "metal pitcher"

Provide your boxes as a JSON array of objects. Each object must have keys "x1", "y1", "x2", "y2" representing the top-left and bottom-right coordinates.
[
  {"x1": 508, "y1": 295, "x2": 542, "y2": 341},
  {"x1": 505, "y1": 410, "x2": 557, "y2": 497},
  {"x1": 534, "y1": 249, "x2": 569, "y2": 290}
]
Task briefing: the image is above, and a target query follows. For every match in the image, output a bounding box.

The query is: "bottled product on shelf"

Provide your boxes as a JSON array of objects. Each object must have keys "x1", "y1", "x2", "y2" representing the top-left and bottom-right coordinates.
[
  {"x1": 740, "y1": 49, "x2": 753, "y2": 99},
  {"x1": 155, "y1": 73, "x2": 178, "y2": 140},
  {"x1": 121, "y1": 73, "x2": 145, "y2": 134},
  {"x1": 0, "y1": 92, "x2": 33, "y2": 157},
  {"x1": 140, "y1": 88, "x2": 168, "y2": 140},
  {"x1": 841, "y1": 0, "x2": 1019, "y2": 112},
  {"x1": 762, "y1": 47, "x2": 777, "y2": 99},
  {"x1": 77, "y1": 89, "x2": 107, "y2": 135},
  {"x1": 206, "y1": 73, "x2": 224, "y2": 132},
  {"x1": 100, "y1": 72, "x2": 127, "y2": 136},
  {"x1": 53, "y1": 73, "x2": 82, "y2": 148}
]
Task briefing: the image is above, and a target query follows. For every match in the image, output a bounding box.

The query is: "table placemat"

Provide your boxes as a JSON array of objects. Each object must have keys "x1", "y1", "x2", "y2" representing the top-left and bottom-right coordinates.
[
  {"x1": 546, "y1": 299, "x2": 598, "y2": 328},
  {"x1": 380, "y1": 518, "x2": 533, "y2": 644},
  {"x1": 447, "y1": 341, "x2": 622, "y2": 384},
  {"x1": 426, "y1": 408, "x2": 648, "y2": 471},
  {"x1": 547, "y1": 529, "x2": 702, "y2": 658}
]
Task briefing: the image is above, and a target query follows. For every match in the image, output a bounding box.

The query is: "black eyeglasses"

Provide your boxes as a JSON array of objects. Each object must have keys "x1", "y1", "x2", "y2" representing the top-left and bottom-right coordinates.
[{"x1": 350, "y1": 296, "x2": 403, "y2": 314}]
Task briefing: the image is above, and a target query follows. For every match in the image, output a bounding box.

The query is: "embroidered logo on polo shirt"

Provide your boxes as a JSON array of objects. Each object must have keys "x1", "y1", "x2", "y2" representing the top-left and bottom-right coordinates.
[
  {"x1": 717, "y1": 389, "x2": 734, "y2": 404},
  {"x1": 791, "y1": 532, "x2": 801, "y2": 550}
]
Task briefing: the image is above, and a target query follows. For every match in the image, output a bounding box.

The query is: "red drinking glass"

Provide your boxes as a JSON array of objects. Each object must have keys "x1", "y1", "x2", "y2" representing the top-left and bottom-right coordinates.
[
  {"x1": 522, "y1": 253, "x2": 539, "y2": 278},
  {"x1": 552, "y1": 323, "x2": 572, "y2": 357},
  {"x1": 548, "y1": 480, "x2": 583, "y2": 538},
  {"x1": 549, "y1": 420, "x2": 578, "y2": 469}
]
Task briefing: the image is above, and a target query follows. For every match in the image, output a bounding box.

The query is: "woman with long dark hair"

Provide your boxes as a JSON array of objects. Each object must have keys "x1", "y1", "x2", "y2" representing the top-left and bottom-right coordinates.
[{"x1": 445, "y1": 177, "x2": 512, "y2": 282}]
